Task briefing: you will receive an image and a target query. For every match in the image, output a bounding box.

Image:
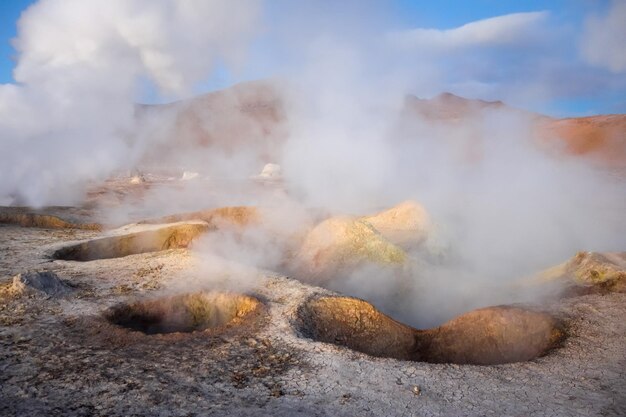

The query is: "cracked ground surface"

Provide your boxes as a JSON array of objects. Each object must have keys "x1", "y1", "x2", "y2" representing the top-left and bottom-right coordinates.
[{"x1": 1, "y1": 223, "x2": 625, "y2": 416}]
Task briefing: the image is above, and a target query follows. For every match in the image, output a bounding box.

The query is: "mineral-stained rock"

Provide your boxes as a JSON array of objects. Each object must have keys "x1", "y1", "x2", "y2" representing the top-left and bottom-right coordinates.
[
  {"x1": 140, "y1": 206, "x2": 260, "y2": 229},
  {"x1": 11, "y1": 271, "x2": 71, "y2": 296},
  {"x1": 360, "y1": 200, "x2": 431, "y2": 248},
  {"x1": 294, "y1": 217, "x2": 406, "y2": 282},
  {"x1": 567, "y1": 252, "x2": 626, "y2": 290},
  {"x1": 253, "y1": 163, "x2": 282, "y2": 181},
  {"x1": 532, "y1": 251, "x2": 626, "y2": 295}
]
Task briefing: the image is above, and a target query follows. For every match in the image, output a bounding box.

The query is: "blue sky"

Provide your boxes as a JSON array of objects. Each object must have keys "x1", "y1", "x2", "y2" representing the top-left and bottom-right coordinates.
[
  {"x1": 0, "y1": 0, "x2": 623, "y2": 117},
  {"x1": 0, "y1": 0, "x2": 32, "y2": 82},
  {"x1": 391, "y1": 0, "x2": 576, "y2": 28}
]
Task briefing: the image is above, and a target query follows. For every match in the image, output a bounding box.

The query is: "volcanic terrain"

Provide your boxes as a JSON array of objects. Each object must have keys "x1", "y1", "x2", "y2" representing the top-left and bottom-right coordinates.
[{"x1": 1, "y1": 83, "x2": 625, "y2": 416}]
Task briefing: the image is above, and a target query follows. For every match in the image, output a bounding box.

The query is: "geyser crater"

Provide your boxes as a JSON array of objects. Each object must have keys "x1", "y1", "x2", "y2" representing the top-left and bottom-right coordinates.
[
  {"x1": 105, "y1": 291, "x2": 261, "y2": 335},
  {"x1": 297, "y1": 295, "x2": 565, "y2": 365},
  {"x1": 52, "y1": 222, "x2": 209, "y2": 261}
]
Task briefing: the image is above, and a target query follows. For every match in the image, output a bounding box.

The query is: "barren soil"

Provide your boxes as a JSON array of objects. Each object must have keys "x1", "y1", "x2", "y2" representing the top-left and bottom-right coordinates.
[{"x1": 1, "y1": 206, "x2": 625, "y2": 417}]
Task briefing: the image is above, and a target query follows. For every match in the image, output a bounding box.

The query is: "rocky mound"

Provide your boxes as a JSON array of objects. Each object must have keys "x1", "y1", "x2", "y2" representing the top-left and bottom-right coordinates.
[
  {"x1": 0, "y1": 271, "x2": 72, "y2": 299},
  {"x1": 291, "y1": 201, "x2": 435, "y2": 282},
  {"x1": 293, "y1": 217, "x2": 406, "y2": 282},
  {"x1": 534, "y1": 251, "x2": 626, "y2": 295},
  {"x1": 361, "y1": 201, "x2": 431, "y2": 248},
  {"x1": 253, "y1": 163, "x2": 282, "y2": 181}
]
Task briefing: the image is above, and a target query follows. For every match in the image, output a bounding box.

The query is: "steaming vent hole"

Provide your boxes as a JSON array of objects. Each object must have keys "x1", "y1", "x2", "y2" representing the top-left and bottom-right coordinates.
[
  {"x1": 298, "y1": 296, "x2": 565, "y2": 365},
  {"x1": 105, "y1": 292, "x2": 261, "y2": 334},
  {"x1": 52, "y1": 222, "x2": 209, "y2": 261}
]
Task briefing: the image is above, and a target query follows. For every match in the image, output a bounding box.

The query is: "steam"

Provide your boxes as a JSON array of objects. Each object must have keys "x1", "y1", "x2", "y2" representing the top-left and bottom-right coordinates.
[
  {"x1": 581, "y1": 0, "x2": 626, "y2": 73},
  {"x1": 1, "y1": 1, "x2": 625, "y2": 327},
  {"x1": 0, "y1": 0, "x2": 261, "y2": 206},
  {"x1": 272, "y1": 24, "x2": 626, "y2": 326},
  {"x1": 321, "y1": 105, "x2": 626, "y2": 327}
]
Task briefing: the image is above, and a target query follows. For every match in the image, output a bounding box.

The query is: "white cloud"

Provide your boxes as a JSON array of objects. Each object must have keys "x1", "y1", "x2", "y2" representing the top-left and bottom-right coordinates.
[
  {"x1": 580, "y1": 1, "x2": 626, "y2": 73},
  {"x1": 389, "y1": 11, "x2": 549, "y2": 50}
]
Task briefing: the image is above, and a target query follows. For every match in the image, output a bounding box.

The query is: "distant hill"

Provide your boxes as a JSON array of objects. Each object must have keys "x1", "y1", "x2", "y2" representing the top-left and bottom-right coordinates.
[
  {"x1": 134, "y1": 82, "x2": 625, "y2": 171},
  {"x1": 404, "y1": 92, "x2": 508, "y2": 121},
  {"x1": 538, "y1": 114, "x2": 626, "y2": 168},
  {"x1": 134, "y1": 80, "x2": 287, "y2": 173},
  {"x1": 404, "y1": 92, "x2": 625, "y2": 168}
]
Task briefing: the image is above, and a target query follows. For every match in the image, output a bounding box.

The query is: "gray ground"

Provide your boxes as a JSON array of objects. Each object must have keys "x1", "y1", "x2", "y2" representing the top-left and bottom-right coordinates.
[{"x1": 1, "y1": 223, "x2": 625, "y2": 417}]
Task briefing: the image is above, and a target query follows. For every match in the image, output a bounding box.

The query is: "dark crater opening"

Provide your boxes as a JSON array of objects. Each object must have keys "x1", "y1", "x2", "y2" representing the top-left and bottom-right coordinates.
[
  {"x1": 105, "y1": 291, "x2": 261, "y2": 334},
  {"x1": 52, "y1": 222, "x2": 208, "y2": 261},
  {"x1": 297, "y1": 296, "x2": 564, "y2": 365}
]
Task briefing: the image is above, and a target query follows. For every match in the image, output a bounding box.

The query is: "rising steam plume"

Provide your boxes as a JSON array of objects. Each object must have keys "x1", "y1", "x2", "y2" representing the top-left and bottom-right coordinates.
[{"x1": 0, "y1": 0, "x2": 261, "y2": 206}]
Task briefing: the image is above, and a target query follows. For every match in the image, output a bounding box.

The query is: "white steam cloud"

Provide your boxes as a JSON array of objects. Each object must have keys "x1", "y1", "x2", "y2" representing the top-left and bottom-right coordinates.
[
  {"x1": 580, "y1": 0, "x2": 626, "y2": 73},
  {"x1": 0, "y1": 0, "x2": 260, "y2": 206}
]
